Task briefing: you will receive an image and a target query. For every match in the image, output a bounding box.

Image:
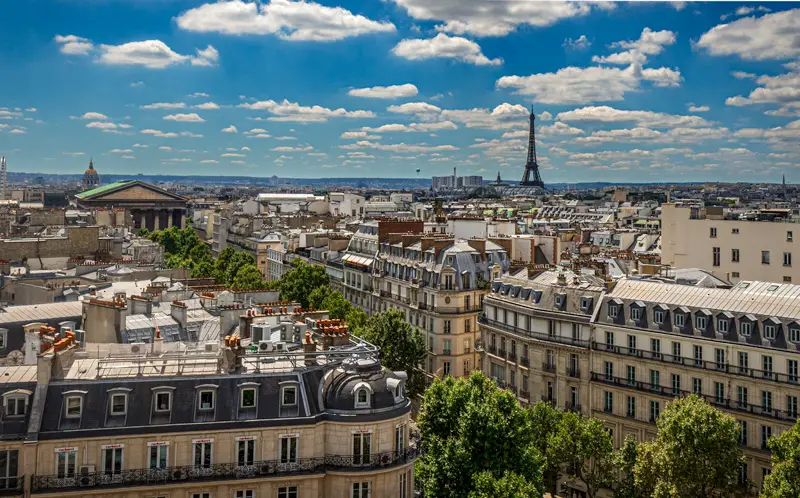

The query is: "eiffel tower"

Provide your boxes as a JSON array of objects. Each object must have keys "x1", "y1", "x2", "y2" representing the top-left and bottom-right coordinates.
[{"x1": 519, "y1": 106, "x2": 545, "y2": 188}]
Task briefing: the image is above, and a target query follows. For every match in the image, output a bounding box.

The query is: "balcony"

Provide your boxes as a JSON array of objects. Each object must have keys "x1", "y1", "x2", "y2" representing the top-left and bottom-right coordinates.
[
  {"x1": 442, "y1": 349, "x2": 452, "y2": 356},
  {"x1": 498, "y1": 349, "x2": 507, "y2": 358},
  {"x1": 542, "y1": 362, "x2": 556, "y2": 373},
  {"x1": 565, "y1": 402, "x2": 582, "y2": 414},
  {"x1": 0, "y1": 476, "x2": 23, "y2": 496},
  {"x1": 520, "y1": 357, "x2": 530, "y2": 368},
  {"x1": 590, "y1": 372, "x2": 798, "y2": 424},
  {"x1": 487, "y1": 344, "x2": 498, "y2": 355},
  {"x1": 32, "y1": 450, "x2": 419, "y2": 494},
  {"x1": 431, "y1": 305, "x2": 484, "y2": 314},
  {"x1": 507, "y1": 352, "x2": 517, "y2": 363},
  {"x1": 379, "y1": 290, "x2": 391, "y2": 298},
  {"x1": 479, "y1": 316, "x2": 589, "y2": 348},
  {"x1": 567, "y1": 366, "x2": 581, "y2": 379},
  {"x1": 591, "y1": 342, "x2": 800, "y2": 387},
  {"x1": 519, "y1": 390, "x2": 531, "y2": 401},
  {"x1": 541, "y1": 396, "x2": 556, "y2": 407},
  {"x1": 417, "y1": 302, "x2": 429, "y2": 311}
]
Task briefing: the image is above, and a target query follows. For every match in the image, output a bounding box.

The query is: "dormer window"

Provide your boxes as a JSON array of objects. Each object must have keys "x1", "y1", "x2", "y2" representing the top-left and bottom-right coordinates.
[
  {"x1": 790, "y1": 326, "x2": 800, "y2": 343},
  {"x1": 154, "y1": 391, "x2": 171, "y2": 412},
  {"x1": 740, "y1": 321, "x2": 752, "y2": 337},
  {"x1": 3, "y1": 390, "x2": 29, "y2": 417},
  {"x1": 353, "y1": 381, "x2": 374, "y2": 409},
  {"x1": 580, "y1": 297, "x2": 593, "y2": 312},
  {"x1": 675, "y1": 313, "x2": 686, "y2": 327},
  {"x1": 554, "y1": 294, "x2": 564, "y2": 307},
  {"x1": 240, "y1": 386, "x2": 257, "y2": 409},
  {"x1": 65, "y1": 396, "x2": 83, "y2": 419},
  {"x1": 717, "y1": 319, "x2": 729, "y2": 333},
  {"x1": 110, "y1": 393, "x2": 127, "y2": 416},
  {"x1": 282, "y1": 386, "x2": 297, "y2": 407},
  {"x1": 764, "y1": 324, "x2": 777, "y2": 340},
  {"x1": 695, "y1": 316, "x2": 707, "y2": 330},
  {"x1": 532, "y1": 290, "x2": 542, "y2": 303},
  {"x1": 654, "y1": 310, "x2": 664, "y2": 325},
  {"x1": 609, "y1": 304, "x2": 619, "y2": 319},
  {"x1": 631, "y1": 307, "x2": 641, "y2": 321},
  {"x1": 199, "y1": 390, "x2": 215, "y2": 411}
]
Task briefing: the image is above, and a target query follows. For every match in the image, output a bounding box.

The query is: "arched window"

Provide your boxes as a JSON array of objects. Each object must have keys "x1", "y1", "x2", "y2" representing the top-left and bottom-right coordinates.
[{"x1": 352, "y1": 382, "x2": 373, "y2": 409}]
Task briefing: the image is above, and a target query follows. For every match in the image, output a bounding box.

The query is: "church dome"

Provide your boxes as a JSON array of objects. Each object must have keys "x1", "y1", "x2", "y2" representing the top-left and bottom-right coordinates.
[{"x1": 85, "y1": 163, "x2": 98, "y2": 176}]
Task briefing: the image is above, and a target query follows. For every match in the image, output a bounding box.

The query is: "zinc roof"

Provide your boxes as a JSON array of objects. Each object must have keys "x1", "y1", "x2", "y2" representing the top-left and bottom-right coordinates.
[{"x1": 0, "y1": 301, "x2": 83, "y2": 325}]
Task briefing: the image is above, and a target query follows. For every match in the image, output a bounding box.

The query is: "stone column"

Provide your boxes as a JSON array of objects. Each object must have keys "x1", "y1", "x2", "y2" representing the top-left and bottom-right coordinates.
[
  {"x1": 166, "y1": 209, "x2": 174, "y2": 228},
  {"x1": 180, "y1": 212, "x2": 186, "y2": 229},
  {"x1": 145, "y1": 210, "x2": 155, "y2": 232},
  {"x1": 153, "y1": 209, "x2": 160, "y2": 231}
]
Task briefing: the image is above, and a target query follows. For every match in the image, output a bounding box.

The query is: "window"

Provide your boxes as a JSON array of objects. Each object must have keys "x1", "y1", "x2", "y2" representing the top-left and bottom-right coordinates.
[
  {"x1": 198, "y1": 390, "x2": 215, "y2": 411},
  {"x1": 710, "y1": 227, "x2": 717, "y2": 238},
  {"x1": 609, "y1": 304, "x2": 618, "y2": 319},
  {"x1": 715, "y1": 382, "x2": 725, "y2": 404},
  {"x1": 627, "y1": 365, "x2": 636, "y2": 385},
  {"x1": 110, "y1": 394, "x2": 127, "y2": 416},
  {"x1": 692, "y1": 377, "x2": 702, "y2": 394},
  {"x1": 732, "y1": 228, "x2": 740, "y2": 234},
  {"x1": 762, "y1": 391, "x2": 773, "y2": 413},
  {"x1": 0, "y1": 330, "x2": 5, "y2": 350},
  {"x1": 712, "y1": 247, "x2": 720, "y2": 267},
  {"x1": 628, "y1": 335, "x2": 637, "y2": 352},
  {"x1": 280, "y1": 435, "x2": 298, "y2": 464},
  {"x1": 442, "y1": 361, "x2": 451, "y2": 377},
  {"x1": 694, "y1": 345, "x2": 703, "y2": 366},
  {"x1": 554, "y1": 294, "x2": 564, "y2": 307},
  {"x1": 240, "y1": 388, "x2": 256, "y2": 408},
  {"x1": 791, "y1": 328, "x2": 800, "y2": 343},
  {"x1": 788, "y1": 395, "x2": 798, "y2": 418},
  {"x1": 739, "y1": 352, "x2": 749, "y2": 373},
  {"x1": 739, "y1": 420, "x2": 748, "y2": 445},
  {"x1": 193, "y1": 440, "x2": 213, "y2": 468},
  {"x1": 715, "y1": 348, "x2": 726, "y2": 368},
  {"x1": 671, "y1": 374, "x2": 681, "y2": 395},
  {"x1": 155, "y1": 392, "x2": 171, "y2": 412},
  {"x1": 65, "y1": 396, "x2": 82, "y2": 418},
  {"x1": 353, "y1": 433, "x2": 371, "y2": 466},
  {"x1": 0, "y1": 449, "x2": 19, "y2": 490},
  {"x1": 785, "y1": 276, "x2": 793, "y2": 283},
  {"x1": 604, "y1": 391, "x2": 613, "y2": 412},
  {"x1": 737, "y1": 386, "x2": 749, "y2": 407},
  {"x1": 651, "y1": 338, "x2": 661, "y2": 359},
  {"x1": 102, "y1": 446, "x2": 123, "y2": 475},
  {"x1": 789, "y1": 359, "x2": 798, "y2": 383},
  {"x1": 739, "y1": 462, "x2": 748, "y2": 485},
  {"x1": 717, "y1": 319, "x2": 729, "y2": 333},
  {"x1": 352, "y1": 482, "x2": 371, "y2": 498},
  {"x1": 763, "y1": 355, "x2": 774, "y2": 378},
  {"x1": 675, "y1": 313, "x2": 686, "y2": 327},
  {"x1": 400, "y1": 472, "x2": 409, "y2": 498},
  {"x1": 278, "y1": 487, "x2": 298, "y2": 498},
  {"x1": 631, "y1": 307, "x2": 641, "y2": 321},
  {"x1": 604, "y1": 361, "x2": 613, "y2": 380},
  {"x1": 282, "y1": 386, "x2": 297, "y2": 406},
  {"x1": 4, "y1": 396, "x2": 26, "y2": 417},
  {"x1": 650, "y1": 400, "x2": 660, "y2": 422},
  {"x1": 236, "y1": 491, "x2": 254, "y2": 498},
  {"x1": 696, "y1": 316, "x2": 707, "y2": 329},
  {"x1": 148, "y1": 443, "x2": 168, "y2": 470},
  {"x1": 740, "y1": 321, "x2": 753, "y2": 336},
  {"x1": 732, "y1": 272, "x2": 740, "y2": 278},
  {"x1": 626, "y1": 396, "x2": 636, "y2": 418},
  {"x1": 443, "y1": 320, "x2": 451, "y2": 334},
  {"x1": 672, "y1": 341, "x2": 681, "y2": 360},
  {"x1": 356, "y1": 388, "x2": 370, "y2": 408},
  {"x1": 654, "y1": 310, "x2": 664, "y2": 324},
  {"x1": 443, "y1": 339, "x2": 452, "y2": 355},
  {"x1": 764, "y1": 324, "x2": 777, "y2": 340},
  {"x1": 650, "y1": 370, "x2": 660, "y2": 388},
  {"x1": 789, "y1": 231, "x2": 794, "y2": 242},
  {"x1": 580, "y1": 297, "x2": 592, "y2": 310},
  {"x1": 732, "y1": 248, "x2": 740, "y2": 262},
  {"x1": 785, "y1": 252, "x2": 793, "y2": 267},
  {"x1": 761, "y1": 425, "x2": 772, "y2": 450},
  {"x1": 237, "y1": 438, "x2": 255, "y2": 466},
  {"x1": 56, "y1": 449, "x2": 77, "y2": 478},
  {"x1": 762, "y1": 251, "x2": 771, "y2": 265},
  {"x1": 395, "y1": 424, "x2": 406, "y2": 453},
  {"x1": 192, "y1": 494, "x2": 211, "y2": 498}
]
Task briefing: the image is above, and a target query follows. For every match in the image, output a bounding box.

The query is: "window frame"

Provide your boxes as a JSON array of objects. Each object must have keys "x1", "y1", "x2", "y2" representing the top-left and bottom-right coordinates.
[
  {"x1": 281, "y1": 386, "x2": 298, "y2": 407},
  {"x1": 154, "y1": 391, "x2": 171, "y2": 413},
  {"x1": 240, "y1": 387, "x2": 257, "y2": 409},
  {"x1": 65, "y1": 395, "x2": 83, "y2": 419},
  {"x1": 109, "y1": 393, "x2": 128, "y2": 416},
  {"x1": 3, "y1": 394, "x2": 27, "y2": 418},
  {"x1": 198, "y1": 390, "x2": 215, "y2": 412},
  {"x1": 764, "y1": 324, "x2": 777, "y2": 340}
]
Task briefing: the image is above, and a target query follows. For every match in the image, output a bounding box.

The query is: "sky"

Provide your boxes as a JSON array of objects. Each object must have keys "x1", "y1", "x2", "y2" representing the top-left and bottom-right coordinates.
[{"x1": 1, "y1": 0, "x2": 799, "y2": 183}]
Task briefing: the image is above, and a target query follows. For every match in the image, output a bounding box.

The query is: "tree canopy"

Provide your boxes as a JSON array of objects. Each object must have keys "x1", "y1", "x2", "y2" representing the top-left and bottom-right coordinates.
[
  {"x1": 550, "y1": 411, "x2": 615, "y2": 498},
  {"x1": 278, "y1": 261, "x2": 329, "y2": 308},
  {"x1": 762, "y1": 422, "x2": 800, "y2": 498},
  {"x1": 634, "y1": 395, "x2": 744, "y2": 497},
  {"x1": 232, "y1": 264, "x2": 272, "y2": 290},
  {"x1": 415, "y1": 372, "x2": 544, "y2": 498}
]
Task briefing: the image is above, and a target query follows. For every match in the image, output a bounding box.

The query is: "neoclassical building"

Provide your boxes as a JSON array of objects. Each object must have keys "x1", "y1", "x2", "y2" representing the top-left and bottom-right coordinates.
[
  {"x1": 76, "y1": 180, "x2": 189, "y2": 231},
  {"x1": 81, "y1": 160, "x2": 100, "y2": 190}
]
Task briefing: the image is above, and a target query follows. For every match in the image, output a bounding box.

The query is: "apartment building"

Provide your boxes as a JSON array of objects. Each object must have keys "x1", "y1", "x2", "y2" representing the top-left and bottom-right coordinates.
[
  {"x1": 371, "y1": 234, "x2": 508, "y2": 380},
  {"x1": 591, "y1": 278, "x2": 800, "y2": 490},
  {"x1": 662, "y1": 203, "x2": 799, "y2": 284},
  {"x1": 1, "y1": 310, "x2": 417, "y2": 498},
  {"x1": 480, "y1": 269, "x2": 603, "y2": 412}
]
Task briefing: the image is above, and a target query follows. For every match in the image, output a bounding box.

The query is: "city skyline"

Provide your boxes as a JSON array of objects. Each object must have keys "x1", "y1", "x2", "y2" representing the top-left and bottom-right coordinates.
[{"x1": 1, "y1": 1, "x2": 799, "y2": 182}]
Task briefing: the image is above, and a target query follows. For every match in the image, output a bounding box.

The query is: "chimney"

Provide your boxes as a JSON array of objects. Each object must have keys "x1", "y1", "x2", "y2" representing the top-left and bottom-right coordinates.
[
  {"x1": 152, "y1": 327, "x2": 164, "y2": 355},
  {"x1": 303, "y1": 331, "x2": 316, "y2": 366},
  {"x1": 466, "y1": 238, "x2": 486, "y2": 257},
  {"x1": 129, "y1": 295, "x2": 152, "y2": 315},
  {"x1": 170, "y1": 301, "x2": 188, "y2": 329},
  {"x1": 556, "y1": 272, "x2": 567, "y2": 286}
]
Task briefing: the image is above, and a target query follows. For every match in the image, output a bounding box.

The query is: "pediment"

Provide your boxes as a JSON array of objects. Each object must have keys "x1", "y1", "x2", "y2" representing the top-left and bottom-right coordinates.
[{"x1": 87, "y1": 182, "x2": 186, "y2": 202}]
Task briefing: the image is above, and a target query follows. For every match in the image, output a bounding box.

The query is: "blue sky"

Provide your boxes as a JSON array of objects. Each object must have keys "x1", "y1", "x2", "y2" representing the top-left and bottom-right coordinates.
[{"x1": 1, "y1": 0, "x2": 799, "y2": 182}]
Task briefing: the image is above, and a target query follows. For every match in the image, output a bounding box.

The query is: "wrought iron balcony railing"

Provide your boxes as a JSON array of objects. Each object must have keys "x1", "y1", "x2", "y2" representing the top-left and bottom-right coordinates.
[
  {"x1": 32, "y1": 450, "x2": 418, "y2": 493},
  {"x1": 479, "y1": 317, "x2": 589, "y2": 348},
  {"x1": 542, "y1": 362, "x2": 556, "y2": 373}
]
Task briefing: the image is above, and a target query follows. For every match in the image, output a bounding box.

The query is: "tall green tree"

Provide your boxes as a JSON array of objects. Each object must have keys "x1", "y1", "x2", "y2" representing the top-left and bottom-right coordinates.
[
  {"x1": 224, "y1": 251, "x2": 256, "y2": 286},
  {"x1": 308, "y1": 286, "x2": 333, "y2": 310},
  {"x1": 320, "y1": 291, "x2": 352, "y2": 320},
  {"x1": 213, "y1": 247, "x2": 236, "y2": 283},
  {"x1": 550, "y1": 412, "x2": 615, "y2": 498},
  {"x1": 357, "y1": 309, "x2": 426, "y2": 396},
  {"x1": 761, "y1": 422, "x2": 800, "y2": 498},
  {"x1": 416, "y1": 372, "x2": 544, "y2": 498},
  {"x1": 635, "y1": 395, "x2": 743, "y2": 497},
  {"x1": 469, "y1": 471, "x2": 541, "y2": 498},
  {"x1": 190, "y1": 260, "x2": 215, "y2": 279},
  {"x1": 278, "y1": 261, "x2": 329, "y2": 308},
  {"x1": 232, "y1": 264, "x2": 269, "y2": 289},
  {"x1": 614, "y1": 435, "x2": 648, "y2": 498},
  {"x1": 527, "y1": 401, "x2": 564, "y2": 495}
]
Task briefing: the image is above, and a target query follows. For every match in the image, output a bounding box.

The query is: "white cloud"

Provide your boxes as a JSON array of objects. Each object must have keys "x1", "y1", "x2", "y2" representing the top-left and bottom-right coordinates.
[
  {"x1": 54, "y1": 34, "x2": 94, "y2": 55},
  {"x1": 190, "y1": 92, "x2": 210, "y2": 98},
  {"x1": 688, "y1": 103, "x2": 710, "y2": 112},
  {"x1": 130, "y1": 81, "x2": 144, "y2": 87},
  {"x1": 86, "y1": 121, "x2": 117, "y2": 130},
  {"x1": 141, "y1": 129, "x2": 179, "y2": 138},
  {"x1": 221, "y1": 125, "x2": 238, "y2": 133},
  {"x1": 563, "y1": 35, "x2": 591, "y2": 51},
  {"x1": 239, "y1": 99, "x2": 375, "y2": 122},
  {"x1": 496, "y1": 63, "x2": 682, "y2": 104},
  {"x1": 348, "y1": 84, "x2": 419, "y2": 99},
  {"x1": 176, "y1": 0, "x2": 395, "y2": 41},
  {"x1": 25, "y1": 108, "x2": 36, "y2": 112},
  {"x1": 121, "y1": 155, "x2": 136, "y2": 159},
  {"x1": 163, "y1": 158, "x2": 192, "y2": 163},
  {"x1": 734, "y1": 120, "x2": 800, "y2": 141},
  {"x1": 110, "y1": 148, "x2": 133, "y2": 153},
  {"x1": 341, "y1": 131, "x2": 382, "y2": 139},
  {"x1": 200, "y1": 159, "x2": 219, "y2": 164},
  {"x1": 386, "y1": 102, "x2": 442, "y2": 119},
  {"x1": 575, "y1": 127, "x2": 664, "y2": 144},
  {"x1": 221, "y1": 153, "x2": 246, "y2": 157},
  {"x1": 241, "y1": 146, "x2": 251, "y2": 151},
  {"x1": 386, "y1": 0, "x2": 605, "y2": 37},
  {"x1": 118, "y1": 124, "x2": 133, "y2": 129},
  {"x1": 9, "y1": 129, "x2": 25, "y2": 134},
  {"x1": 159, "y1": 146, "x2": 173, "y2": 151},
  {"x1": 360, "y1": 121, "x2": 458, "y2": 133},
  {"x1": 556, "y1": 106, "x2": 712, "y2": 128},
  {"x1": 275, "y1": 136, "x2": 296, "y2": 140},
  {"x1": 230, "y1": 160, "x2": 247, "y2": 164},
  {"x1": 164, "y1": 113, "x2": 205, "y2": 123},
  {"x1": 133, "y1": 143, "x2": 148, "y2": 148},
  {"x1": 539, "y1": 111, "x2": 553, "y2": 121},
  {"x1": 725, "y1": 71, "x2": 800, "y2": 107},
  {"x1": 539, "y1": 122, "x2": 584, "y2": 135},
  {"x1": 392, "y1": 33, "x2": 501, "y2": 66},
  {"x1": 63, "y1": 152, "x2": 86, "y2": 156},
  {"x1": 339, "y1": 140, "x2": 458, "y2": 153},
  {"x1": 141, "y1": 102, "x2": 187, "y2": 109},
  {"x1": 244, "y1": 128, "x2": 268, "y2": 135},
  {"x1": 194, "y1": 102, "x2": 220, "y2": 110},
  {"x1": 731, "y1": 71, "x2": 757, "y2": 80},
  {"x1": 698, "y1": 9, "x2": 800, "y2": 61},
  {"x1": 592, "y1": 28, "x2": 676, "y2": 66},
  {"x1": 191, "y1": 45, "x2": 220, "y2": 67},
  {"x1": 271, "y1": 145, "x2": 314, "y2": 152},
  {"x1": 0, "y1": 109, "x2": 21, "y2": 119},
  {"x1": 81, "y1": 112, "x2": 109, "y2": 120},
  {"x1": 180, "y1": 131, "x2": 203, "y2": 138}
]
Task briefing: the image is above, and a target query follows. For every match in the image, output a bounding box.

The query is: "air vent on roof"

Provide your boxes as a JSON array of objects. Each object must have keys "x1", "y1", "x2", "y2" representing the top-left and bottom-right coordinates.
[
  {"x1": 258, "y1": 341, "x2": 273, "y2": 352},
  {"x1": 130, "y1": 343, "x2": 145, "y2": 354}
]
